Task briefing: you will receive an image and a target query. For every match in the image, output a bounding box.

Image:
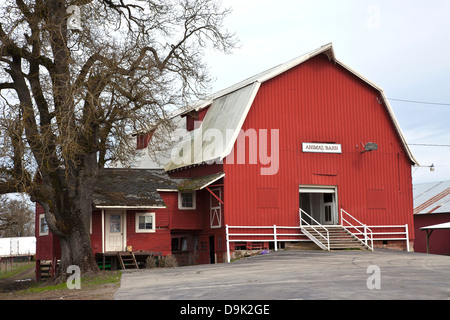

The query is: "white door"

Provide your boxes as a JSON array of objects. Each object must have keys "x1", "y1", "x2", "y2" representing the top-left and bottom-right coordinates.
[
  {"x1": 105, "y1": 211, "x2": 124, "y2": 252},
  {"x1": 322, "y1": 193, "x2": 336, "y2": 225}
]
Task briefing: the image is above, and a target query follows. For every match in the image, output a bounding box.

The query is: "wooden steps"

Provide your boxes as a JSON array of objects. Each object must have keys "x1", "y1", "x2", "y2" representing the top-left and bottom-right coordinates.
[
  {"x1": 38, "y1": 259, "x2": 59, "y2": 281},
  {"x1": 117, "y1": 251, "x2": 139, "y2": 270},
  {"x1": 301, "y1": 225, "x2": 369, "y2": 250},
  {"x1": 39, "y1": 260, "x2": 53, "y2": 280}
]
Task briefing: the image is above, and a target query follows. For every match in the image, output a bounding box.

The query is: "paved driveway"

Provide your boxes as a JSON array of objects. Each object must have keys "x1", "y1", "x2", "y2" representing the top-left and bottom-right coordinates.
[{"x1": 114, "y1": 249, "x2": 450, "y2": 300}]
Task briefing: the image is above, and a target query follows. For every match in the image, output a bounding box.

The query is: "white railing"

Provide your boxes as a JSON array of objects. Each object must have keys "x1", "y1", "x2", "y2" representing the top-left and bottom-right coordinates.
[
  {"x1": 340, "y1": 209, "x2": 373, "y2": 251},
  {"x1": 343, "y1": 224, "x2": 410, "y2": 252},
  {"x1": 225, "y1": 225, "x2": 308, "y2": 263},
  {"x1": 225, "y1": 210, "x2": 411, "y2": 263},
  {"x1": 299, "y1": 209, "x2": 330, "y2": 251}
]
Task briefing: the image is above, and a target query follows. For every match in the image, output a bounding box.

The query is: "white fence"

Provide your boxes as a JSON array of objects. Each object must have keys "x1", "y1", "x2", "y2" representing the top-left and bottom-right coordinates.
[
  {"x1": 225, "y1": 223, "x2": 410, "y2": 263},
  {"x1": 0, "y1": 237, "x2": 36, "y2": 258}
]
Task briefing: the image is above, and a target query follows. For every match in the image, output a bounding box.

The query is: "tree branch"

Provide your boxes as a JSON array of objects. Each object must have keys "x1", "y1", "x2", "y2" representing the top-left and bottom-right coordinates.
[{"x1": 0, "y1": 82, "x2": 15, "y2": 90}]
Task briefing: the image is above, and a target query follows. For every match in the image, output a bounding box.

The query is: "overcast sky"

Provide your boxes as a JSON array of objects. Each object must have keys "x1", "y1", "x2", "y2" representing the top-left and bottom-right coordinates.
[{"x1": 205, "y1": 0, "x2": 450, "y2": 185}]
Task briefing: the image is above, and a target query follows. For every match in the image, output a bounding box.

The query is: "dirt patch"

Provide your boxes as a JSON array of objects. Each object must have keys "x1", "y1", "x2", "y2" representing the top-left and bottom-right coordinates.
[
  {"x1": 0, "y1": 264, "x2": 36, "y2": 293},
  {"x1": 0, "y1": 265, "x2": 121, "y2": 300}
]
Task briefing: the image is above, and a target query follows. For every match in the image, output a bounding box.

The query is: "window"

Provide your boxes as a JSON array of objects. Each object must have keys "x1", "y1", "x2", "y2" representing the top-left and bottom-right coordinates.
[
  {"x1": 172, "y1": 237, "x2": 188, "y2": 251},
  {"x1": 324, "y1": 206, "x2": 332, "y2": 222},
  {"x1": 135, "y1": 212, "x2": 155, "y2": 233},
  {"x1": 39, "y1": 214, "x2": 49, "y2": 236},
  {"x1": 178, "y1": 191, "x2": 196, "y2": 210}
]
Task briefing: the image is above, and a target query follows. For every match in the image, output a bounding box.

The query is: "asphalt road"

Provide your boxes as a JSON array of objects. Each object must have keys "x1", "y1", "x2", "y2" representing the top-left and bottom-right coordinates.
[{"x1": 114, "y1": 249, "x2": 450, "y2": 300}]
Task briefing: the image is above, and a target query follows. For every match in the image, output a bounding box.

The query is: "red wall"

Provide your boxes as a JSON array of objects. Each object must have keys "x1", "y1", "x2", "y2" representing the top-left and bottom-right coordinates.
[
  {"x1": 223, "y1": 54, "x2": 414, "y2": 240},
  {"x1": 35, "y1": 204, "x2": 60, "y2": 261},
  {"x1": 414, "y1": 213, "x2": 450, "y2": 255}
]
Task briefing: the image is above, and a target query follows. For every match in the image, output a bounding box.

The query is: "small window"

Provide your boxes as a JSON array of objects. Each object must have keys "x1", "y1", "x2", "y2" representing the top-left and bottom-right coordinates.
[
  {"x1": 172, "y1": 237, "x2": 188, "y2": 251},
  {"x1": 39, "y1": 214, "x2": 49, "y2": 236},
  {"x1": 135, "y1": 212, "x2": 155, "y2": 233},
  {"x1": 178, "y1": 191, "x2": 196, "y2": 210}
]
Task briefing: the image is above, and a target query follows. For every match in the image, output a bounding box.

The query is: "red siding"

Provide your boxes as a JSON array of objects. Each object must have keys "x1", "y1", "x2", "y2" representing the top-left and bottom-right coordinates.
[
  {"x1": 125, "y1": 210, "x2": 171, "y2": 254},
  {"x1": 91, "y1": 209, "x2": 102, "y2": 254},
  {"x1": 35, "y1": 203, "x2": 60, "y2": 261},
  {"x1": 223, "y1": 54, "x2": 414, "y2": 241}
]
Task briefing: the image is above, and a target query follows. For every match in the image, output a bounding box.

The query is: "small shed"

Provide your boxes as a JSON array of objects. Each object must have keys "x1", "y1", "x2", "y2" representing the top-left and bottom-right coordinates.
[
  {"x1": 414, "y1": 181, "x2": 450, "y2": 255},
  {"x1": 420, "y1": 222, "x2": 450, "y2": 254}
]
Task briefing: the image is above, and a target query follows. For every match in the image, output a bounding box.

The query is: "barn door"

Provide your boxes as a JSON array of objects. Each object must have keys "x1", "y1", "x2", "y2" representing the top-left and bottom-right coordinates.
[
  {"x1": 300, "y1": 186, "x2": 338, "y2": 225},
  {"x1": 210, "y1": 188, "x2": 222, "y2": 229}
]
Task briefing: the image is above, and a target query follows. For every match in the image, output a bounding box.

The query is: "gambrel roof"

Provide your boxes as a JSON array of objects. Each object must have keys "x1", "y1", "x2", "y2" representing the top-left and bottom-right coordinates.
[{"x1": 164, "y1": 43, "x2": 418, "y2": 172}]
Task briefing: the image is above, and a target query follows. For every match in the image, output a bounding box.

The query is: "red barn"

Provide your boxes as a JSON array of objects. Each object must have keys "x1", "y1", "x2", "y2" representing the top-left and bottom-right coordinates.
[{"x1": 35, "y1": 43, "x2": 418, "y2": 277}]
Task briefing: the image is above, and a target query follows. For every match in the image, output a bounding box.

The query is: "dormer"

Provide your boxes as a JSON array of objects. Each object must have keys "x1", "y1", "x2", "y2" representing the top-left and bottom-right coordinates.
[
  {"x1": 135, "y1": 130, "x2": 154, "y2": 150},
  {"x1": 184, "y1": 106, "x2": 210, "y2": 131}
]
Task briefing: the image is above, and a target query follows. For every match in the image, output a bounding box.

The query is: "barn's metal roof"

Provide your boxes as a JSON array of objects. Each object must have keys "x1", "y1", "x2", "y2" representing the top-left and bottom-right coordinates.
[
  {"x1": 164, "y1": 43, "x2": 418, "y2": 172},
  {"x1": 165, "y1": 82, "x2": 260, "y2": 171},
  {"x1": 413, "y1": 181, "x2": 450, "y2": 214}
]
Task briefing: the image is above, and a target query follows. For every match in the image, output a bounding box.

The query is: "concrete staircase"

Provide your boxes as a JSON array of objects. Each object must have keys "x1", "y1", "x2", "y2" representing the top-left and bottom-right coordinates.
[{"x1": 301, "y1": 225, "x2": 369, "y2": 250}]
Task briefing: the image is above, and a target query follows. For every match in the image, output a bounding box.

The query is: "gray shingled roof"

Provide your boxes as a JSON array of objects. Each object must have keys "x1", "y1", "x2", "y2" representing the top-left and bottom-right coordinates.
[
  {"x1": 93, "y1": 168, "x2": 183, "y2": 208},
  {"x1": 93, "y1": 168, "x2": 224, "y2": 208}
]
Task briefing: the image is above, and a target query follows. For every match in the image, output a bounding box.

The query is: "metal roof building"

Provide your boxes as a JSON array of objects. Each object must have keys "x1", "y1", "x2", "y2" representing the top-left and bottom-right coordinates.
[
  {"x1": 413, "y1": 181, "x2": 450, "y2": 255},
  {"x1": 414, "y1": 180, "x2": 450, "y2": 214}
]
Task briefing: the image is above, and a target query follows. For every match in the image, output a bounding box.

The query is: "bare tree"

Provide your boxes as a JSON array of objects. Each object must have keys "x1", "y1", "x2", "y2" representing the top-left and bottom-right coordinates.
[
  {"x1": 0, "y1": 0, "x2": 236, "y2": 277},
  {"x1": 0, "y1": 195, "x2": 34, "y2": 237}
]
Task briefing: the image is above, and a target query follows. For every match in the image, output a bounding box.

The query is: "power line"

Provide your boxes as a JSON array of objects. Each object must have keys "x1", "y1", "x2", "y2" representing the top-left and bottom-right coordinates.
[
  {"x1": 409, "y1": 144, "x2": 450, "y2": 147},
  {"x1": 388, "y1": 98, "x2": 450, "y2": 106}
]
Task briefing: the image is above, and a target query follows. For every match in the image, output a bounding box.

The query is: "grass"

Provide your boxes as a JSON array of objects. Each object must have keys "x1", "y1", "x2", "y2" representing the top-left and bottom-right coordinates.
[
  {"x1": 22, "y1": 270, "x2": 122, "y2": 294},
  {"x1": 0, "y1": 270, "x2": 122, "y2": 301},
  {"x1": 0, "y1": 261, "x2": 34, "y2": 280}
]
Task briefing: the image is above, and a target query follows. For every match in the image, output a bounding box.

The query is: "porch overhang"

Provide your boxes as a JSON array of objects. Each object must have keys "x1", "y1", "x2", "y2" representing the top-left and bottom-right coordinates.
[
  {"x1": 176, "y1": 172, "x2": 225, "y2": 191},
  {"x1": 420, "y1": 222, "x2": 450, "y2": 253}
]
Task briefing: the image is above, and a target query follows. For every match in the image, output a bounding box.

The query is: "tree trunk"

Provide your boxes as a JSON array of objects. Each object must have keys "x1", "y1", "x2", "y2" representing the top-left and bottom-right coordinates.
[
  {"x1": 57, "y1": 220, "x2": 99, "y2": 279},
  {"x1": 47, "y1": 156, "x2": 101, "y2": 280}
]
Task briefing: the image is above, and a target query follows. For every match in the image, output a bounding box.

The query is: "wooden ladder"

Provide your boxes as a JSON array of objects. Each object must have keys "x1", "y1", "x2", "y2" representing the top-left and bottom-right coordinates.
[{"x1": 117, "y1": 251, "x2": 139, "y2": 270}]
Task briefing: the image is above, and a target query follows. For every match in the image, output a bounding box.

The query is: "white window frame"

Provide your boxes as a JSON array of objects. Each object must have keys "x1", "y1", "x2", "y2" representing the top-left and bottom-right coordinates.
[
  {"x1": 39, "y1": 213, "x2": 49, "y2": 236},
  {"x1": 210, "y1": 188, "x2": 222, "y2": 229},
  {"x1": 135, "y1": 212, "x2": 156, "y2": 233},
  {"x1": 178, "y1": 191, "x2": 196, "y2": 210}
]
